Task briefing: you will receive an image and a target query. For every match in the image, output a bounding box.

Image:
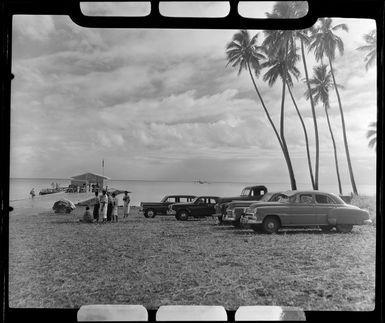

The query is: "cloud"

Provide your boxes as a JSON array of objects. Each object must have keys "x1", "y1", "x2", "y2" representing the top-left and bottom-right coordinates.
[
  {"x1": 13, "y1": 15, "x2": 55, "y2": 41},
  {"x1": 80, "y1": 2, "x2": 151, "y2": 16},
  {"x1": 10, "y1": 15, "x2": 377, "y2": 189}
]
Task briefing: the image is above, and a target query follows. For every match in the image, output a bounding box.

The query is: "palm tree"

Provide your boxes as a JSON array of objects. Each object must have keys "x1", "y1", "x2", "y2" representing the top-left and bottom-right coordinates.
[
  {"x1": 306, "y1": 65, "x2": 343, "y2": 194},
  {"x1": 367, "y1": 122, "x2": 377, "y2": 151},
  {"x1": 262, "y1": 46, "x2": 315, "y2": 189},
  {"x1": 225, "y1": 30, "x2": 297, "y2": 190},
  {"x1": 357, "y1": 30, "x2": 377, "y2": 154},
  {"x1": 309, "y1": 18, "x2": 358, "y2": 195},
  {"x1": 288, "y1": 1, "x2": 320, "y2": 189},
  {"x1": 357, "y1": 29, "x2": 376, "y2": 70},
  {"x1": 262, "y1": 2, "x2": 301, "y2": 190}
]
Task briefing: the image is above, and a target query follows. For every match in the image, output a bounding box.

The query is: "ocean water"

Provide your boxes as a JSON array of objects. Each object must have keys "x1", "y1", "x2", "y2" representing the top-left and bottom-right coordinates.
[{"x1": 8, "y1": 178, "x2": 376, "y2": 212}]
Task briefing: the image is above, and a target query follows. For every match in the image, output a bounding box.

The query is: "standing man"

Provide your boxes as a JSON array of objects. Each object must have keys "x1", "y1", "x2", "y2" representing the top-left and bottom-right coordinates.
[
  {"x1": 93, "y1": 190, "x2": 100, "y2": 222},
  {"x1": 111, "y1": 192, "x2": 119, "y2": 222},
  {"x1": 99, "y1": 190, "x2": 108, "y2": 223},
  {"x1": 107, "y1": 192, "x2": 113, "y2": 222},
  {"x1": 123, "y1": 191, "x2": 130, "y2": 218}
]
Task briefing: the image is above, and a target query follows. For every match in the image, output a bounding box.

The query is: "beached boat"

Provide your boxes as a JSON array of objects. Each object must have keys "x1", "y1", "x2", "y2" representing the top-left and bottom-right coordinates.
[{"x1": 39, "y1": 188, "x2": 63, "y2": 195}]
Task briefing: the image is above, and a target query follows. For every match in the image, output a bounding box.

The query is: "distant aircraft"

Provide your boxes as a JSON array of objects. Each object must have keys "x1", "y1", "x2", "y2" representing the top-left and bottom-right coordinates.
[{"x1": 194, "y1": 179, "x2": 209, "y2": 184}]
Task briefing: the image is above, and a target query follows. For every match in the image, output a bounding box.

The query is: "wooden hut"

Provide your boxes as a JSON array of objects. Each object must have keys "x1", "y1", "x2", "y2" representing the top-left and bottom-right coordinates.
[{"x1": 70, "y1": 172, "x2": 110, "y2": 191}]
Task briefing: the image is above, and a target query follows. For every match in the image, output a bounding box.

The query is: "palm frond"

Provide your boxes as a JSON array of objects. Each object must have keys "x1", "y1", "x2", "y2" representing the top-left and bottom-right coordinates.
[
  {"x1": 357, "y1": 45, "x2": 374, "y2": 51},
  {"x1": 368, "y1": 137, "x2": 377, "y2": 150},
  {"x1": 332, "y1": 23, "x2": 349, "y2": 32},
  {"x1": 335, "y1": 37, "x2": 344, "y2": 56},
  {"x1": 366, "y1": 121, "x2": 377, "y2": 150}
]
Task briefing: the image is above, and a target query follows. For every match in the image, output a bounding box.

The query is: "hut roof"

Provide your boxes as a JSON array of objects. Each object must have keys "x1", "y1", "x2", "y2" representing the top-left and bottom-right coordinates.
[{"x1": 70, "y1": 172, "x2": 110, "y2": 181}]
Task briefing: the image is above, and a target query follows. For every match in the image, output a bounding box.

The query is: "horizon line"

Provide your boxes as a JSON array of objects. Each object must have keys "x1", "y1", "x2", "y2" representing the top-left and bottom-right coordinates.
[{"x1": 9, "y1": 177, "x2": 376, "y2": 186}]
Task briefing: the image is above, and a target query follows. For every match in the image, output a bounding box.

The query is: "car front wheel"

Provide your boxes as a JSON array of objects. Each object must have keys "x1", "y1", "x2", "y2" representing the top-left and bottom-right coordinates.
[
  {"x1": 144, "y1": 209, "x2": 156, "y2": 218},
  {"x1": 262, "y1": 216, "x2": 280, "y2": 234},
  {"x1": 336, "y1": 224, "x2": 353, "y2": 233},
  {"x1": 177, "y1": 210, "x2": 189, "y2": 221}
]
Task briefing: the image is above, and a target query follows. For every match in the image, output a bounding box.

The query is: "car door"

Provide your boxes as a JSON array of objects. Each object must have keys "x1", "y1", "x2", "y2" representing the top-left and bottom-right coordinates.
[
  {"x1": 315, "y1": 194, "x2": 336, "y2": 225},
  {"x1": 163, "y1": 196, "x2": 176, "y2": 213},
  {"x1": 286, "y1": 193, "x2": 317, "y2": 225},
  {"x1": 191, "y1": 197, "x2": 207, "y2": 217},
  {"x1": 206, "y1": 198, "x2": 218, "y2": 215}
]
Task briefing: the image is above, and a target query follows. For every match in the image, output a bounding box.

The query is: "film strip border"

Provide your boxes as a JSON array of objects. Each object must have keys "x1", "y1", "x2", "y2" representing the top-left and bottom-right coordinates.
[
  {"x1": 77, "y1": 304, "x2": 305, "y2": 321},
  {"x1": 1, "y1": 1, "x2": 384, "y2": 323}
]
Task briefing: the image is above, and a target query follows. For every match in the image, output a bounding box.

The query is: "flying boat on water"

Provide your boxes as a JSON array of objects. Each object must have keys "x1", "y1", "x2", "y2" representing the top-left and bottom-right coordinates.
[{"x1": 194, "y1": 179, "x2": 209, "y2": 184}]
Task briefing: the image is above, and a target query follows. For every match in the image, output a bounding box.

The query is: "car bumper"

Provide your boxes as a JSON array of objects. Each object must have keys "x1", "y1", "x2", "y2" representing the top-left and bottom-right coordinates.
[
  {"x1": 167, "y1": 210, "x2": 176, "y2": 215},
  {"x1": 363, "y1": 219, "x2": 373, "y2": 225},
  {"x1": 240, "y1": 216, "x2": 262, "y2": 225},
  {"x1": 223, "y1": 213, "x2": 236, "y2": 222}
]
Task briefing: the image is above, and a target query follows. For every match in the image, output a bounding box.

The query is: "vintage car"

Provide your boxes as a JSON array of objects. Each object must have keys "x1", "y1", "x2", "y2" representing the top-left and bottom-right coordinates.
[
  {"x1": 214, "y1": 185, "x2": 268, "y2": 222},
  {"x1": 240, "y1": 190, "x2": 372, "y2": 234},
  {"x1": 168, "y1": 196, "x2": 220, "y2": 221},
  {"x1": 223, "y1": 192, "x2": 288, "y2": 227},
  {"x1": 140, "y1": 195, "x2": 196, "y2": 218}
]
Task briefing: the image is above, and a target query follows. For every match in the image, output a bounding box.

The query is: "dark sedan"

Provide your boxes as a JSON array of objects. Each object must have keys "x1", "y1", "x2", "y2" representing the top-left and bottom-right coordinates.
[
  {"x1": 140, "y1": 195, "x2": 196, "y2": 218},
  {"x1": 168, "y1": 196, "x2": 220, "y2": 221}
]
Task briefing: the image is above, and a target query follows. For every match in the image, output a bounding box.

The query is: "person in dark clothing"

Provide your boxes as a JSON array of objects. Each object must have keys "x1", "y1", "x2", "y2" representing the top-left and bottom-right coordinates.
[
  {"x1": 107, "y1": 192, "x2": 113, "y2": 222},
  {"x1": 81, "y1": 206, "x2": 93, "y2": 223},
  {"x1": 93, "y1": 191, "x2": 99, "y2": 222}
]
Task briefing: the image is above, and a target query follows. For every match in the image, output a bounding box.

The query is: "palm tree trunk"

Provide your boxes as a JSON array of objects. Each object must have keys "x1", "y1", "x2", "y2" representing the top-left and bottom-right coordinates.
[
  {"x1": 325, "y1": 106, "x2": 343, "y2": 195},
  {"x1": 301, "y1": 38, "x2": 319, "y2": 189},
  {"x1": 247, "y1": 62, "x2": 296, "y2": 190},
  {"x1": 279, "y1": 44, "x2": 297, "y2": 190},
  {"x1": 247, "y1": 63, "x2": 283, "y2": 148},
  {"x1": 328, "y1": 57, "x2": 358, "y2": 195},
  {"x1": 287, "y1": 83, "x2": 315, "y2": 189}
]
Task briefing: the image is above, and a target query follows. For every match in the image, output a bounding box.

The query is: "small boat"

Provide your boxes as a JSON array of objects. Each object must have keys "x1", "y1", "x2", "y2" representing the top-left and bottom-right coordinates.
[
  {"x1": 194, "y1": 179, "x2": 209, "y2": 184},
  {"x1": 39, "y1": 188, "x2": 62, "y2": 195}
]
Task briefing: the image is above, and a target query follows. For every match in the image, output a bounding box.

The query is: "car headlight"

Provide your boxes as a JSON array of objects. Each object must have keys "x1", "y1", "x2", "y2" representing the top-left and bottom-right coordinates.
[{"x1": 253, "y1": 208, "x2": 258, "y2": 215}]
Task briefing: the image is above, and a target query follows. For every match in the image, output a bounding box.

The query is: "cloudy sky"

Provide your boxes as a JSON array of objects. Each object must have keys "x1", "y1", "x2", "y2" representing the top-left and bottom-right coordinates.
[{"x1": 10, "y1": 3, "x2": 376, "y2": 192}]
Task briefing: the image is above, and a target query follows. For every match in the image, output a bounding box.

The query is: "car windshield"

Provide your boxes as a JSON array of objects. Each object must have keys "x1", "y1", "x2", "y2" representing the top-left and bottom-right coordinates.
[
  {"x1": 329, "y1": 194, "x2": 346, "y2": 205},
  {"x1": 271, "y1": 193, "x2": 288, "y2": 202},
  {"x1": 259, "y1": 193, "x2": 273, "y2": 201},
  {"x1": 241, "y1": 188, "x2": 251, "y2": 196},
  {"x1": 279, "y1": 195, "x2": 293, "y2": 203},
  {"x1": 160, "y1": 196, "x2": 169, "y2": 203},
  {"x1": 192, "y1": 197, "x2": 203, "y2": 203}
]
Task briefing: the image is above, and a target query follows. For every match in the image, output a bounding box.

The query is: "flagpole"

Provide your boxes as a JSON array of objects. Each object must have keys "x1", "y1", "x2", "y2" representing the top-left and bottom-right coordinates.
[{"x1": 102, "y1": 159, "x2": 104, "y2": 176}]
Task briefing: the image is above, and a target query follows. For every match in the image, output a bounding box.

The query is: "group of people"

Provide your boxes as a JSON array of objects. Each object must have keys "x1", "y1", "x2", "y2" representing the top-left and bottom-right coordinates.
[
  {"x1": 82, "y1": 190, "x2": 130, "y2": 223},
  {"x1": 51, "y1": 182, "x2": 60, "y2": 189}
]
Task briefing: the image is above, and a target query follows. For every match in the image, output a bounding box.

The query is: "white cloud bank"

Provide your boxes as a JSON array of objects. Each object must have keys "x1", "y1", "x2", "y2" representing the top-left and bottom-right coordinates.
[{"x1": 10, "y1": 15, "x2": 376, "y2": 193}]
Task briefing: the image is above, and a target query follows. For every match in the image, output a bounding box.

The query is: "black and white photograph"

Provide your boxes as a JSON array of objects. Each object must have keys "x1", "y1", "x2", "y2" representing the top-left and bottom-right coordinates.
[{"x1": 7, "y1": 1, "x2": 377, "y2": 316}]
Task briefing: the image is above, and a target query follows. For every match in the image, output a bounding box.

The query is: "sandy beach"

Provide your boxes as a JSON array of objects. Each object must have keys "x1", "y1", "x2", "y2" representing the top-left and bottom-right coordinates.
[{"x1": 8, "y1": 200, "x2": 376, "y2": 311}]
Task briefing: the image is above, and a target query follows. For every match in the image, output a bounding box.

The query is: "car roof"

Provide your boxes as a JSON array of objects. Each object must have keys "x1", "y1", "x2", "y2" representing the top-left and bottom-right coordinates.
[
  {"x1": 282, "y1": 190, "x2": 338, "y2": 197},
  {"x1": 166, "y1": 195, "x2": 196, "y2": 198},
  {"x1": 243, "y1": 185, "x2": 268, "y2": 190},
  {"x1": 196, "y1": 196, "x2": 219, "y2": 199}
]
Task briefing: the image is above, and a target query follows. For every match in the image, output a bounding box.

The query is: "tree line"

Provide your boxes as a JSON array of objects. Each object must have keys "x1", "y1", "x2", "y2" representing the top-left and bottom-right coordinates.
[{"x1": 226, "y1": 1, "x2": 376, "y2": 195}]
